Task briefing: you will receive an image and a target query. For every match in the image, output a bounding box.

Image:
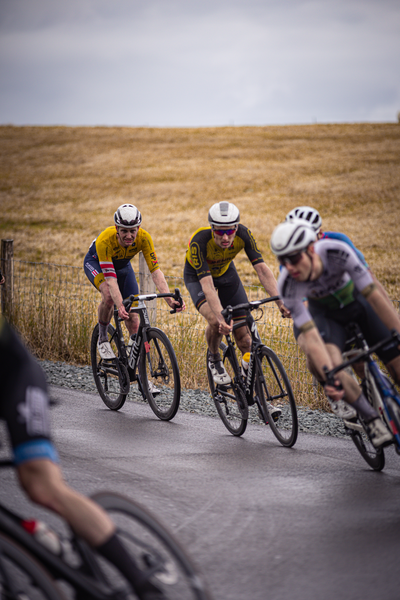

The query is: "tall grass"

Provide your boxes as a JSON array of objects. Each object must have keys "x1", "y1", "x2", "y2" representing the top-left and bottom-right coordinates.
[{"x1": 9, "y1": 259, "x2": 328, "y2": 410}]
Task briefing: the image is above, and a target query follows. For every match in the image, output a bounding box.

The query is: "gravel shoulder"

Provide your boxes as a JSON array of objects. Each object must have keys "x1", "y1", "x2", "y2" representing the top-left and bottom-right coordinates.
[{"x1": 40, "y1": 359, "x2": 348, "y2": 439}]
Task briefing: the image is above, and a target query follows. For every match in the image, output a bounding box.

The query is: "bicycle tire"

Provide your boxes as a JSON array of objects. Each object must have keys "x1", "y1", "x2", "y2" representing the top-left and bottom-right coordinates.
[
  {"x1": 256, "y1": 346, "x2": 298, "y2": 447},
  {"x1": 90, "y1": 492, "x2": 212, "y2": 600},
  {"x1": 207, "y1": 346, "x2": 248, "y2": 437},
  {"x1": 91, "y1": 323, "x2": 129, "y2": 410},
  {"x1": 0, "y1": 532, "x2": 67, "y2": 600},
  {"x1": 347, "y1": 372, "x2": 385, "y2": 471},
  {"x1": 349, "y1": 427, "x2": 385, "y2": 471},
  {"x1": 139, "y1": 328, "x2": 181, "y2": 421}
]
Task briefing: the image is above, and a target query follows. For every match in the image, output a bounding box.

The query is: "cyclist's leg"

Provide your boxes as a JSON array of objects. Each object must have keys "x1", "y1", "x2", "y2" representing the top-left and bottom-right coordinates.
[
  {"x1": 216, "y1": 264, "x2": 251, "y2": 354},
  {"x1": 184, "y1": 264, "x2": 230, "y2": 384},
  {"x1": 117, "y1": 263, "x2": 140, "y2": 337},
  {"x1": 84, "y1": 255, "x2": 115, "y2": 353},
  {"x1": 355, "y1": 295, "x2": 400, "y2": 385}
]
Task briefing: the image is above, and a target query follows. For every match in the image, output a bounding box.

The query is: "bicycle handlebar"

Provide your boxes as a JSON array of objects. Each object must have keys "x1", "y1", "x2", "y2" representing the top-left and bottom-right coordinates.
[
  {"x1": 323, "y1": 328, "x2": 400, "y2": 382},
  {"x1": 123, "y1": 288, "x2": 183, "y2": 314},
  {"x1": 221, "y1": 296, "x2": 280, "y2": 324}
]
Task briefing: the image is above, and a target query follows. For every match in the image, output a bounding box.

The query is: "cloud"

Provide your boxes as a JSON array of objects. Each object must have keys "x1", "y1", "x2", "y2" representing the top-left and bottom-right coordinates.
[{"x1": 0, "y1": 0, "x2": 399, "y2": 125}]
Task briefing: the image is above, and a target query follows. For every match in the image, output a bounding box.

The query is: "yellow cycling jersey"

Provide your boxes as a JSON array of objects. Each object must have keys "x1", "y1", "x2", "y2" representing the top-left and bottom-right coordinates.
[
  {"x1": 88, "y1": 226, "x2": 159, "y2": 279},
  {"x1": 185, "y1": 225, "x2": 264, "y2": 279}
]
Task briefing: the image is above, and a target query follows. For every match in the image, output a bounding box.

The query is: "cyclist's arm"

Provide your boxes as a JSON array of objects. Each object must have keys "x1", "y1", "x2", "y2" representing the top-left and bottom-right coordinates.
[
  {"x1": 253, "y1": 262, "x2": 291, "y2": 318},
  {"x1": 199, "y1": 275, "x2": 232, "y2": 334},
  {"x1": 103, "y1": 277, "x2": 129, "y2": 319},
  {"x1": 297, "y1": 325, "x2": 344, "y2": 400},
  {"x1": 151, "y1": 268, "x2": 186, "y2": 311},
  {"x1": 369, "y1": 270, "x2": 394, "y2": 311},
  {"x1": 363, "y1": 285, "x2": 400, "y2": 335}
]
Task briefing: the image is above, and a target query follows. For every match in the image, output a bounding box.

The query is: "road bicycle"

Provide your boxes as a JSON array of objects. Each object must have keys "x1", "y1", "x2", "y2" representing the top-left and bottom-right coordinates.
[
  {"x1": 206, "y1": 296, "x2": 298, "y2": 447},
  {"x1": 324, "y1": 325, "x2": 400, "y2": 471},
  {"x1": 0, "y1": 459, "x2": 212, "y2": 599},
  {"x1": 91, "y1": 289, "x2": 182, "y2": 421}
]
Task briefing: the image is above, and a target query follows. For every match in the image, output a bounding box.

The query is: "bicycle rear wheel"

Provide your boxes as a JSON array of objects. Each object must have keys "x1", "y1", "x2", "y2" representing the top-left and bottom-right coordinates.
[
  {"x1": 256, "y1": 346, "x2": 298, "y2": 447},
  {"x1": 207, "y1": 346, "x2": 248, "y2": 436},
  {"x1": 91, "y1": 323, "x2": 129, "y2": 410},
  {"x1": 91, "y1": 492, "x2": 211, "y2": 600},
  {"x1": 139, "y1": 328, "x2": 180, "y2": 421},
  {"x1": 0, "y1": 533, "x2": 66, "y2": 600}
]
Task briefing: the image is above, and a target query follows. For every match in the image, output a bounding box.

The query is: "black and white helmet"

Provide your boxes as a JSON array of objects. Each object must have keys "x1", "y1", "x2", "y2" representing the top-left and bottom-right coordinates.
[
  {"x1": 286, "y1": 206, "x2": 322, "y2": 233},
  {"x1": 208, "y1": 202, "x2": 240, "y2": 228},
  {"x1": 270, "y1": 219, "x2": 316, "y2": 257},
  {"x1": 114, "y1": 204, "x2": 142, "y2": 228}
]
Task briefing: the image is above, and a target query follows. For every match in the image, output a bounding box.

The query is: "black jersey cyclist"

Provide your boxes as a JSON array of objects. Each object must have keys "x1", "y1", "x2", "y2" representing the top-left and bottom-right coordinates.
[
  {"x1": 0, "y1": 316, "x2": 166, "y2": 599},
  {"x1": 270, "y1": 219, "x2": 400, "y2": 448},
  {"x1": 84, "y1": 203, "x2": 185, "y2": 361},
  {"x1": 184, "y1": 201, "x2": 289, "y2": 418}
]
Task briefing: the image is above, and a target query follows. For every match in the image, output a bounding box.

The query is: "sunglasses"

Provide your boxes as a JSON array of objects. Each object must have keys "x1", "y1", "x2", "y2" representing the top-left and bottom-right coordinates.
[
  {"x1": 213, "y1": 228, "x2": 237, "y2": 237},
  {"x1": 278, "y1": 251, "x2": 304, "y2": 266}
]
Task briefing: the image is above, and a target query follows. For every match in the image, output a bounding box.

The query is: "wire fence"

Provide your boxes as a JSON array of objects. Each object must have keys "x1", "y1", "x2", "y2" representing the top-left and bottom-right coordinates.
[{"x1": 5, "y1": 257, "x2": 326, "y2": 407}]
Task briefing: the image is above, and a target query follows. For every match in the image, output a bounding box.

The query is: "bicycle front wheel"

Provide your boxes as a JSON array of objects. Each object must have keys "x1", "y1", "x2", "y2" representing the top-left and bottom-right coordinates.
[
  {"x1": 207, "y1": 346, "x2": 248, "y2": 437},
  {"x1": 349, "y1": 426, "x2": 385, "y2": 471},
  {"x1": 256, "y1": 346, "x2": 298, "y2": 447},
  {"x1": 139, "y1": 328, "x2": 181, "y2": 421},
  {"x1": 0, "y1": 533, "x2": 67, "y2": 600},
  {"x1": 91, "y1": 492, "x2": 211, "y2": 600},
  {"x1": 91, "y1": 323, "x2": 129, "y2": 411}
]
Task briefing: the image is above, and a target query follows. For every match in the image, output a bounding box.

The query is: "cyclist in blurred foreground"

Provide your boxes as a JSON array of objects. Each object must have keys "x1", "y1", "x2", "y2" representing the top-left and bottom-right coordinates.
[{"x1": 0, "y1": 315, "x2": 166, "y2": 600}]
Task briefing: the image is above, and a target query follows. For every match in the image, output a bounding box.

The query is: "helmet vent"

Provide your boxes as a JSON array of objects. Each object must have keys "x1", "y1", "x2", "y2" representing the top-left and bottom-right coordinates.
[{"x1": 219, "y1": 202, "x2": 229, "y2": 216}]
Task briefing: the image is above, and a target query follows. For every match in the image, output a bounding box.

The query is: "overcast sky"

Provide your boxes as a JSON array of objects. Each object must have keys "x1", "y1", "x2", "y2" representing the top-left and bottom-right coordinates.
[{"x1": 0, "y1": 0, "x2": 399, "y2": 127}]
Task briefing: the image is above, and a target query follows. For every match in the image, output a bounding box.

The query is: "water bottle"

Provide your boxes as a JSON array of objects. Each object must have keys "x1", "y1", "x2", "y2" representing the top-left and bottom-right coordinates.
[
  {"x1": 22, "y1": 519, "x2": 62, "y2": 554},
  {"x1": 241, "y1": 352, "x2": 251, "y2": 378}
]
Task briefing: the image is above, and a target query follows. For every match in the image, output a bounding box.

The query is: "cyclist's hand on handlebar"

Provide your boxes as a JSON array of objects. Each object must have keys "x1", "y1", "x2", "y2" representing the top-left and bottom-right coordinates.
[
  {"x1": 278, "y1": 302, "x2": 291, "y2": 319},
  {"x1": 323, "y1": 367, "x2": 344, "y2": 401},
  {"x1": 166, "y1": 296, "x2": 186, "y2": 313},
  {"x1": 218, "y1": 320, "x2": 233, "y2": 335},
  {"x1": 118, "y1": 304, "x2": 130, "y2": 320}
]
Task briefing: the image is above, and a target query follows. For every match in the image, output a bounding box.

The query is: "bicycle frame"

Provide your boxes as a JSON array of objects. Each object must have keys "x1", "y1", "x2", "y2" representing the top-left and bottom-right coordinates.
[
  {"x1": 327, "y1": 328, "x2": 400, "y2": 453},
  {"x1": 221, "y1": 297, "x2": 278, "y2": 408},
  {"x1": 108, "y1": 289, "x2": 181, "y2": 384},
  {"x1": 0, "y1": 494, "x2": 120, "y2": 599}
]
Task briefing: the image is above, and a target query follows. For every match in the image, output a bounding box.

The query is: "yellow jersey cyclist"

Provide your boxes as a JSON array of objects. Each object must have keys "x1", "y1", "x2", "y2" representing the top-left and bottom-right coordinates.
[
  {"x1": 0, "y1": 316, "x2": 166, "y2": 600},
  {"x1": 184, "y1": 201, "x2": 290, "y2": 420},
  {"x1": 84, "y1": 203, "x2": 185, "y2": 363},
  {"x1": 270, "y1": 219, "x2": 400, "y2": 448}
]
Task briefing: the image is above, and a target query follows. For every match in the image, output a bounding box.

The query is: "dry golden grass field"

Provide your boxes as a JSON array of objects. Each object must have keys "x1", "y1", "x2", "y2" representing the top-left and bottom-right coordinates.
[{"x1": 1, "y1": 123, "x2": 400, "y2": 296}]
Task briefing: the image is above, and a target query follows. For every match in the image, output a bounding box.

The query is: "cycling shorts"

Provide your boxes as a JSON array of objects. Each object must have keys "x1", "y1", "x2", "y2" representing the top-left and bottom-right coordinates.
[
  {"x1": 184, "y1": 261, "x2": 248, "y2": 316},
  {"x1": 0, "y1": 319, "x2": 59, "y2": 466},
  {"x1": 307, "y1": 294, "x2": 400, "y2": 364},
  {"x1": 84, "y1": 253, "x2": 139, "y2": 298}
]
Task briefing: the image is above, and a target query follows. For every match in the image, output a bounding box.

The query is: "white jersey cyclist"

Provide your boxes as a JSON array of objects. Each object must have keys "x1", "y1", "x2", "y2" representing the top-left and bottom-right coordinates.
[{"x1": 278, "y1": 238, "x2": 373, "y2": 333}]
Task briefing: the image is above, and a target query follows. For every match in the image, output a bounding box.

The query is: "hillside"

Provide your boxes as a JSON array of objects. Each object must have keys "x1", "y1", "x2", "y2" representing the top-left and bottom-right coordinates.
[{"x1": 1, "y1": 123, "x2": 399, "y2": 296}]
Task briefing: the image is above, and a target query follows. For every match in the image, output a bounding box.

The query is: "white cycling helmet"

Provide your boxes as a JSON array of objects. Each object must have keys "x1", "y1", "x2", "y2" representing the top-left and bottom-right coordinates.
[
  {"x1": 286, "y1": 206, "x2": 322, "y2": 233},
  {"x1": 270, "y1": 219, "x2": 317, "y2": 257},
  {"x1": 114, "y1": 204, "x2": 142, "y2": 228},
  {"x1": 208, "y1": 202, "x2": 240, "y2": 228}
]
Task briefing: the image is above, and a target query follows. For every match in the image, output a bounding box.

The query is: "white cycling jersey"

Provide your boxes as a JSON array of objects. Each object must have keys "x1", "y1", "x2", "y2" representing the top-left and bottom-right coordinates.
[{"x1": 278, "y1": 239, "x2": 373, "y2": 331}]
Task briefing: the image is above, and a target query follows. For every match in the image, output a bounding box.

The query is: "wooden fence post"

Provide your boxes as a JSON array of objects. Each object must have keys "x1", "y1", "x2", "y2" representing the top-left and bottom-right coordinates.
[
  {"x1": 139, "y1": 252, "x2": 157, "y2": 325},
  {"x1": 1, "y1": 239, "x2": 14, "y2": 319}
]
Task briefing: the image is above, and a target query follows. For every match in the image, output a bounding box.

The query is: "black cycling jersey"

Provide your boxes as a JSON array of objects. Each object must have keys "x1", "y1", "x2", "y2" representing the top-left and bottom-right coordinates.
[{"x1": 0, "y1": 317, "x2": 58, "y2": 465}]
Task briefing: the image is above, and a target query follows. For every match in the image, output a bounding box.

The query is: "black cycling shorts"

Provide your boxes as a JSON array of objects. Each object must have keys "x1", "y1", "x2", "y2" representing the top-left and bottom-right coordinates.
[
  {"x1": 307, "y1": 294, "x2": 400, "y2": 364},
  {"x1": 184, "y1": 261, "x2": 248, "y2": 316},
  {"x1": 0, "y1": 319, "x2": 59, "y2": 466}
]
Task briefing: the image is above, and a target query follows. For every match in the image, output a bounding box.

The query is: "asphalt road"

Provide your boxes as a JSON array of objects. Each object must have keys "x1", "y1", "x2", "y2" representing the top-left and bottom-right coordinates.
[{"x1": 2, "y1": 386, "x2": 400, "y2": 600}]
